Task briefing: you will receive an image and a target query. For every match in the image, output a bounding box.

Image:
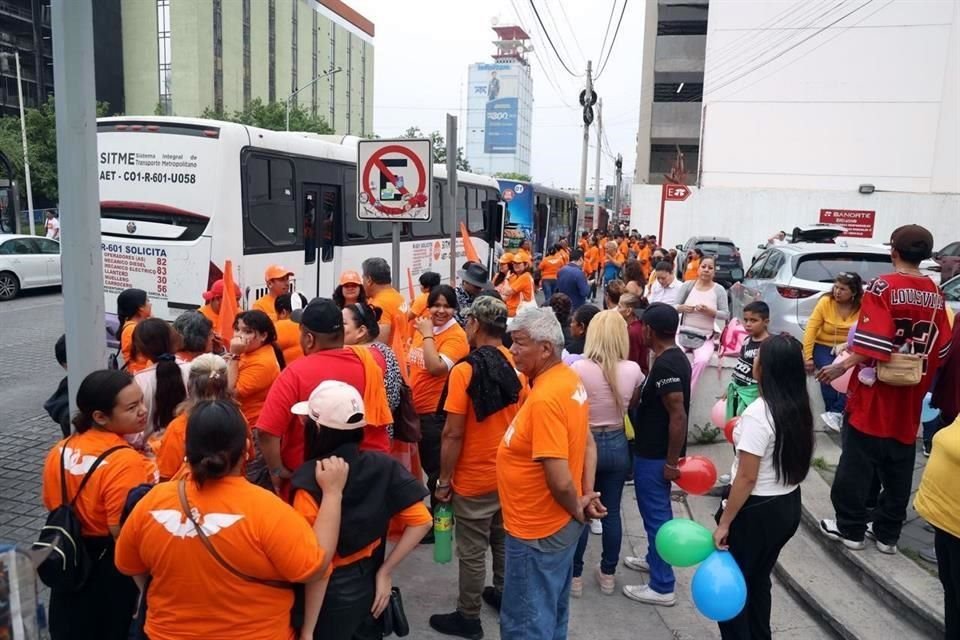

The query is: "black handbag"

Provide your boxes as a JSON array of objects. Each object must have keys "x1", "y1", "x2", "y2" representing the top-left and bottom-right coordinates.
[
  {"x1": 391, "y1": 381, "x2": 422, "y2": 443},
  {"x1": 380, "y1": 587, "x2": 410, "y2": 637}
]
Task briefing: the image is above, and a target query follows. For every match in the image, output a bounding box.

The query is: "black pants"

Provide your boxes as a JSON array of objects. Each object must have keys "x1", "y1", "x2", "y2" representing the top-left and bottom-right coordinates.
[
  {"x1": 831, "y1": 419, "x2": 915, "y2": 543},
  {"x1": 936, "y1": 527, "x2": 960, "y2": 640},
  {"x1": 717, "y1": 489, "x2": 801, "y2": 640},
  {"x1": 50, "y1": 539, "x2": 138, "y2": 640},
  {"x1": 314, "y1": 555, "x2": 382, "y2": 640},
  {"x1": 418, "y1": 412, "x2": 445, "y2": 510}
]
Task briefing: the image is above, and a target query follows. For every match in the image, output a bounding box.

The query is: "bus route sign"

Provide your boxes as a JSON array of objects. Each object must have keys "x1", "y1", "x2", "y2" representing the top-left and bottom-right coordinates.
[{"x1": 358, "y1": 139, "x2": 432, "y2": 221}]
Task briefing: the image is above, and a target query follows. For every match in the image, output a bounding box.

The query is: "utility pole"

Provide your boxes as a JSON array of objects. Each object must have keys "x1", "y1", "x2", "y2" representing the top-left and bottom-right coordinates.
[
  {"x1": 577, "y1": 60, "x2": 593, "y2": 235},
  {"x1": 6, "y1": 52, "x2": 35, "y2": 235},
  {"x1": 446, "y1": 113, "x2": 458, "y2": 284},
  {"x1": 593, "y1": 97, "x2": 602, "y2": 231},
  {"x1": 613, "y1": 153, "x2": 623, "y2": 224},
  {"x1": 52, "y1": 0, "x2": 106, "y2": 408}
]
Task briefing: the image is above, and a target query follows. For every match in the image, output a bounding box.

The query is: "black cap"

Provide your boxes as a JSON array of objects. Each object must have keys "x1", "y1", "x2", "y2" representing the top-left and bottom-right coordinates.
[
  {"x1": 643, "y1": 302, "x2": 680, "y2": 335},
  {"x1": 292, "y1": 298, "x2": 343, "y2": 333},
  {"x1": 458, "y1": 262, "x2": 489, "y2": 288},
  {"x1": 888, "y1": 224, "x2": 934, "y2": 259}
]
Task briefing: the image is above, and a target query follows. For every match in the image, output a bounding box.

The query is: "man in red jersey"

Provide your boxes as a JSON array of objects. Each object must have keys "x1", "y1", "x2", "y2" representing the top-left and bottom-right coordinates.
[{"x1": 817, "y1": 225, "x2": 952, "y2": 553}]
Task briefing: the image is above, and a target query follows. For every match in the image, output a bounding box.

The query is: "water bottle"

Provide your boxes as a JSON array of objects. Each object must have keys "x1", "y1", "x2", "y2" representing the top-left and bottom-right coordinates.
[{"x1": 433, "y1": 503, "x2": 453, "y2": 564}]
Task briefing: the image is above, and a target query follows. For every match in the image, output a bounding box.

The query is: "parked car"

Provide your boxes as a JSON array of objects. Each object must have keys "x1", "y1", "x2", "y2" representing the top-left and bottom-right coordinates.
[
  {"x1": 933, "y1": 241, "x2": 960, "y2": 283},
  {"x1": 676, "y1": 236, "x2": 745, "y2": 288},
  {"x1": 751, "y1": 224, "x2": 847, "y2": 264},
  {"x1": 0, "y1": 234, "x2": 61, "y2": 300},
  {"x1": 942, "y1": 274, "x2": 960, "y2": 317},
  {"x1": 730, "y1": 243, "x2": 896, "y2": 341}
]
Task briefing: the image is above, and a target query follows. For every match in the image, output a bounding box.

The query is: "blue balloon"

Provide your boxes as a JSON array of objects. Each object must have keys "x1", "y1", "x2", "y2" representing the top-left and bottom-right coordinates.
[
  {"x1": 921, "y1": 393, "x2": 940, "y2": 423},
  {"x1": 691, "y1": 550, "x2": 747, "y2": 622}
]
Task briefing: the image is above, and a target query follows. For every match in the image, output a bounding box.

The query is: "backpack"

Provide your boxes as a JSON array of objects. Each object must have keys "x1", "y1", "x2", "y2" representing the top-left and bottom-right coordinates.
[{"x1": 33, "y1": 442, "x2": 126, "y2": 592}]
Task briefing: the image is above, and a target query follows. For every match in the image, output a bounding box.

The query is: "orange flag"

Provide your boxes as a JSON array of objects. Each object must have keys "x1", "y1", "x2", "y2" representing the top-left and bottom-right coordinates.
[
  {"x1": 218, "y1": 260, "x2": 238, "y2": 344},
  {"x1": 406, "y1": 268, "x2": 415, "y2": 302},
  {"x1": 459, "y1": 222, "x2": 482, "y2": 265}
]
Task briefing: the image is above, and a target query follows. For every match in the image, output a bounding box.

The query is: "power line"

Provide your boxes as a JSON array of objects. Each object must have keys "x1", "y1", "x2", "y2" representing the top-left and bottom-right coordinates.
[
  {"x1": 528, "y1": 0, "x2": 582, "y2": 77},
  {"x1": 596, "y1": 0, "x2": 619, "y2": 72},
  {"x1": 556, "y1": 1, "x2": 587, "y2": 66},
  {"x1": 594, "y1": 0, "x2": 629, "y2": 80},
  {"x1": 541, "y1": 0, "x2": 583, "y2": 70}
]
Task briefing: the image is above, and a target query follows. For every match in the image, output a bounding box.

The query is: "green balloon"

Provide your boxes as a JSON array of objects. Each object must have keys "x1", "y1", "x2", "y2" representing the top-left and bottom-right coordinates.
[{"x1": 654, "y1": 518, "x2": 716, "y2": 567}]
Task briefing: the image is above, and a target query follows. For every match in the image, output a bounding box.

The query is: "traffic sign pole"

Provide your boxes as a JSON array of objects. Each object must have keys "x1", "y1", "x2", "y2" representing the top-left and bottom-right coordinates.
[
  {"x1": 658, "y1": 184, "x2": 691, "y2": 243},
  {"x1": 447, "y1": 114, "x2": 458, "y2": 283},
  {"x1": 658, "y1": 184, "x2": 667, "y2": 246}
]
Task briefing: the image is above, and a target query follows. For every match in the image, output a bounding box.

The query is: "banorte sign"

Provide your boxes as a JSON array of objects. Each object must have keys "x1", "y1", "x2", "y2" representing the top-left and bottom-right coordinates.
[{"x1": 819, "y1": 209, "x2": 876, "y2": 239}]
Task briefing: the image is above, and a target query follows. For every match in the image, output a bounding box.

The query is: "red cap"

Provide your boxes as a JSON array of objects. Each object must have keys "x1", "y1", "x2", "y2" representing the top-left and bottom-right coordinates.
[{"x1": 202, "y1": 279, "x2": 224, "y2": 302}]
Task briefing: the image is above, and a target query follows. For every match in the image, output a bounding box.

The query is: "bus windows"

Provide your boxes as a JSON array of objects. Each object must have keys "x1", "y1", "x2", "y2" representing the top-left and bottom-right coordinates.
[
  {"x1": 243, "y1": 154, "x2": 300, "y2": 253},
  {"x1": 304, "y1": 190, "x2": 318, "y2": 265},
  {"x1": 319, "y1": 187, "x2": 337, "y2": 262},
  {"x1": 467, "y1": 187, "x2": 484, "y2": 234},
  {"x1": 412, "y1": 181, "x2": 443, "y2": 238},
  {"x1": 442, "y1": 186, "x2": 467, "y2": 235}
]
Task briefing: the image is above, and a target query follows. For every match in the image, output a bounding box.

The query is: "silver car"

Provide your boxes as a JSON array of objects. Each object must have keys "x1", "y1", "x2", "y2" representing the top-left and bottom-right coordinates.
[
  {"x1": 942, "y1": 274, "x2": 960, "y2": 316},
  {"x1": 730, "y1": 243, "x2": 900, "y2": 340}
]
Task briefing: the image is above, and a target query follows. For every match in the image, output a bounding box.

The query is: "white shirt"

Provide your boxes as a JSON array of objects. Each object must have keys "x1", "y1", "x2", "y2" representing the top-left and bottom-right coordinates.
[
  {"x1": 730, "y1": 398, "x2": 798, "y2": 496},
  {"x1": 134, "y1": 359, "x2": 191, "y2": 437},
  {"x1": 45, "y1": 217, "x2": 60, "y2": 239},
  {"x1": 649, "y1": 279, "x2": 682, "y2": 306}
]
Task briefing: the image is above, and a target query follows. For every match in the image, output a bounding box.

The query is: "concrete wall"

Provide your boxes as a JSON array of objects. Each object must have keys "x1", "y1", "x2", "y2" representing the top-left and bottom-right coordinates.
[
  {"x1": 121, "y1": 0, "x2": 157, "y2": 115},
  {"x1": 633, "y1": 0, "x2": 660, "y2": 184},
  {"x1": 249, "y1": 1, "x2": 269, "y2": 106},
  {"x1": 170, "y1": 1, "x2": 212, "y2": 116},
  {"x1": 221, "y1": 2, "x2": 242, "y2": 113},
  {"x1": 629, "y1": 183, "x2": 960, "y2": 255},
  {"x1": 274, "y1": 0, "x2": 293, "y2": 105},
  {"x1": 655, "y1": 35, "x2": 706, "y2": 73},
  {"x1": 651, "y1": 102, "x2": 701, "y2": 142}
]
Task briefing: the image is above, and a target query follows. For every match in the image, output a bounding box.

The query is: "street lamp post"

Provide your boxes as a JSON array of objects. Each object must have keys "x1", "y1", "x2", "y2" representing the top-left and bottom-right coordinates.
[
  {"x1": 285, "y1": 66, "x2": 342, "y2": 132},
  {"x1": 1, "y1": 51, "x2": 35, "y2": 235}
]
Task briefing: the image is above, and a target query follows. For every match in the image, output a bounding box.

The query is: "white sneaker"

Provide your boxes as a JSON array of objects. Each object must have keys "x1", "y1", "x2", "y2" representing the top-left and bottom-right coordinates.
[
  {"x1": 570, "y1": 576, "x2": 583, "y2": 598},
  {"x1": 590, "y1": 519, "x2": 603, "y2": 535},
  {"x1": 865, "y1": 523, "x2": 898, "y2": 554},
  {"x1": 718, "y1": 473, "x2": 731, "y2": 485},
  {"x1": 821, "y1": 412, "x2": 843, "y2": 433},
  {"x1": 819, "y1": 518, "x2": 866, "y2": 550},
  {"x1": 623, "y1": 556, "x2": 649, "y2": 572},
  {"x1": 622, "y1": 584, "x2": 676, "y2": 607}
]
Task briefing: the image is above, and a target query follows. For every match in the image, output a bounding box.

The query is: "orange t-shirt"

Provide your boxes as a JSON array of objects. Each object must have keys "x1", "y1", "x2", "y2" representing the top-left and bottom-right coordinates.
[
  {"x1": 252, "y1": 294, "x2": 279, "y2": 323},
  {"x1": 235, "y1": 344, "x2": 281, "y2": 427},
  {"x1": 292, "y1": 490, "x2": 430, "y2": 568},
  {"x1": 156, "y1": 411, "x2": 256, "y2": 481},
  {"x1": 199, "y1": 304, "x2": 218, "y2": 326},
  {"x1": 370, "y1": 287, "x2": 409, "y2": 359},
  {"x1": 407, "y1": 320, "x2": 469, "y2": 415},
  {"x1": 410, "y1": 292, "x2": 430, "y2": 320},
  {"x1": 275, "y1": 318, "x2": 304, "y2": 365},
  {"x1": 496, "y1": 363, "x2": 590, "y2": 540},
  {"x1": 539, "y1": 255, "x2": 564, "y2": 282},
  {"x1": 115, "y1": 477, "x2": 327, "y2": 640},
  {"x1": 684, "y1": 258, "x2": 700, "y2": 282},
  {"x1": 505, "y1": 272, "x2": 534, "y2": 317},
  {"x1": 444, "y1": 346, "x2": 526, "y2": 497},
  {"x1": 584, "y1": 246, "x2": 601, "y2": 276},
  {"x1": 41, "y1": 430, "x2": 151, "y2": 537},
  {"x1": 120, "y1": 321, "x2": 150, "y2": 374}
]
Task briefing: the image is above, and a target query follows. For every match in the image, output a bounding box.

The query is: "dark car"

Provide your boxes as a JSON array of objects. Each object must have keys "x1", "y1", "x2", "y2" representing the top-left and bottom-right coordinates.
[
  {"x1": 933, "y1": 241, "x2": 960, "y2": 282},
  {"x1": 676, "y1": 236, "x2": 745, "y2": 288}
]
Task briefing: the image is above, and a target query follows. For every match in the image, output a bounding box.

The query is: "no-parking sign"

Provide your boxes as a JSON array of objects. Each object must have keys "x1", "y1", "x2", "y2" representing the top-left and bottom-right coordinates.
[{"x1": 357, "y1": 139, "x2": 433, "y2": 221}]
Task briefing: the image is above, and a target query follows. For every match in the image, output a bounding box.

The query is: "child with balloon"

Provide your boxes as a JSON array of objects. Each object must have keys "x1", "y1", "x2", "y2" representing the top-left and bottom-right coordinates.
[{"x1": 712, "y1": 335, "x2": 814, "y2": 637}]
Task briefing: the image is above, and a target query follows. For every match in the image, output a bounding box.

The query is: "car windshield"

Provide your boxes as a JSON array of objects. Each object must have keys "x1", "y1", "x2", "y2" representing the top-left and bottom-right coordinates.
[
  {"x1": 697, "y1": 242, "x2": 736, "y2": 257},
  {"x1": 794, "y1": 253, "x2": 892, "y2": 284},
  {"x1": 943, "y1": 278, "x2": 960, "y2": 302}
]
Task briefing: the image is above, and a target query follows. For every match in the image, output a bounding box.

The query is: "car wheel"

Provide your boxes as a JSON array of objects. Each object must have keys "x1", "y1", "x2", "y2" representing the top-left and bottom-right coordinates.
[{"x1": 0, "y1": 271, "x2": 20, "y2": 300}]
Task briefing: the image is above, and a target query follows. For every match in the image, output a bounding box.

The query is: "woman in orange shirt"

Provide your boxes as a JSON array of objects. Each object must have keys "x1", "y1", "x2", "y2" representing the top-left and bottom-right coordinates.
[
  {"x1": 333, "y1": 270, "x2": 367, "y2": 309},
  {"x1": 408, "y1": 285, "x2": 470, "y2": 510},
  {"x1": 41, "y1": 369, "x2": 151, "y2": 639},
  {"x1": 684, "y1": 248, "x2": 704, "y2": 281},
  {"x1": 503, "y1": 253, "x2": 535, "y2": 317},
  {"x1": 539, "y1": 244, "x2": 565, "y2": 300},
  {"x1": 116, "y1": 288, "x2": 153, "y2": 374},
  {"x1": 227, "y1": 310, "x2": 283, "y2": 427},
  {"x1": 291, "y1": 381, "x2": 431, "y2": 639},
  {"x1": 408, "y1": 271, "x2": 441, "y2": 322},
  {"x1": 274, "y1": 294, "x2": 306, "y2": 365},
  {"x1": 116, "y1": 399, "x2": 346, "y2": 640},
  {"x1": 493, "y1": 252, "x2": 513, "y2": 296}
]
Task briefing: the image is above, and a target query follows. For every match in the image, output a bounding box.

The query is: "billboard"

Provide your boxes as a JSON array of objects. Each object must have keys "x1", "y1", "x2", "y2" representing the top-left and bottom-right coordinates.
[
  {"x1": 498, "y1": 180, "x2": 533, "y2": 251},
  {"x1": 469, "y1": 63, "x2": 521, "y2": 155}
]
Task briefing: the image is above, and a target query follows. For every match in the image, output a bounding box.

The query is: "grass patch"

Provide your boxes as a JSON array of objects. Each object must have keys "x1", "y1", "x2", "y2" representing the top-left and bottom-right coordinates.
[
  {"x1": 811, "y1": 456, "x2": 831, "y2": 471},
  {"x1": 690, "y1": 423, "x2": 722, "y2": 445}
]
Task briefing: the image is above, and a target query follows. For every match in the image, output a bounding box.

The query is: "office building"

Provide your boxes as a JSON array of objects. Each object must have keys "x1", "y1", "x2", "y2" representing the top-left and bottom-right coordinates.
[{"x1": 122, "y1": 0, "x2": 375, "y2": 135}]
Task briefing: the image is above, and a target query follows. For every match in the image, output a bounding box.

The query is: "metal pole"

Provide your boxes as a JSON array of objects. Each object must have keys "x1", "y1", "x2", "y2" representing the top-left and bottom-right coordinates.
[
  {"x1": 285, "y1": 97, "x2": 290, "y2": 131},
  {"x1": 391, "y1": 224, "x2": 400, "y2": 290},
  {"x1": 52, "y1": 0, "x2": 106, "y2": 410},
  {"x1": 577, "y1": 60, "x2": 592, "y2": 234},
  {"x1": 613, "y1": 153, "x2": 622, "y2": 225},
  {"x1": 446, "y1": 114, "x2": 458, "y2": 284},
  {"x1": 593, "y1": 97, "x2": 602, "y2": 231},
  {"x1": 14, "y1": 52, "x2": 34, "y2": 235}
]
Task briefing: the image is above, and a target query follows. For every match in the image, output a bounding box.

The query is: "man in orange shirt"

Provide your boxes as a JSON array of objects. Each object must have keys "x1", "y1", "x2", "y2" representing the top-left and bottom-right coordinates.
[
  {"x1": 496, "y1": 306, "x2": 602, "y2": 639},
  {"x1": 362, "y1": 257, "x2": 408, "y2": 353},
  {"x1": 252, "y1": 265, "x2": 293, "y2": 322},
  {"x1": 430, "y1": 297, "x2": 525, "y2": 639}
]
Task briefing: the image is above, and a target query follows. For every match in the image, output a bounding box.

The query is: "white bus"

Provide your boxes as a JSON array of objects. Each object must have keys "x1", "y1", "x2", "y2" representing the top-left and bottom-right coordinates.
[{"x1": 97, "y1": 116, "x2": 504, "y2": 322}]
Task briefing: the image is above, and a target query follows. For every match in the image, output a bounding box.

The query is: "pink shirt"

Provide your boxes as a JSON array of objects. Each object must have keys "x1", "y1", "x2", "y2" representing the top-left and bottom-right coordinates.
[
  {"x1": 682, "y1": 285, "x2": 717, "y2": 333},
  {"x1": 570, "y1": 359, "x2": 644, "y2": 427}
]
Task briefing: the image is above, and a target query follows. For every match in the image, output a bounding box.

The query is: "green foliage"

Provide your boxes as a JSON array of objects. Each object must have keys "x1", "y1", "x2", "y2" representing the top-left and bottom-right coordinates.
[
  {"x1": 493, "y1": 172, "x2": 532, "y2": 182},
  {"x1": 0, "y1": 98, "x2": 112, "y2": 205},
  {"x1": 690, "y1": 423, "x2": 722, "y2": 445},
  {"x1": 201, "y1": 99, "x2": 334, "y2": 135},
  {"x1": 400, "y1": 126, "x2": 471, "y2": 172}
]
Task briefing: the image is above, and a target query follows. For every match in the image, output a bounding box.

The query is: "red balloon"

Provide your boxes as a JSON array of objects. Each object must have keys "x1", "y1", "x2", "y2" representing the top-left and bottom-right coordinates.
[
  {"x1": 723, "y1": 418, "x2": 739, "y2": 445},
  {"x1": 676, "y1": 456, "x2": 718, "y2": 495}
]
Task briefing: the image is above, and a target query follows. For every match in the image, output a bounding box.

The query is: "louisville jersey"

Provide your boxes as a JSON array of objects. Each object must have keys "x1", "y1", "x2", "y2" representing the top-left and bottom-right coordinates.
[{"x1": 847, "y1": 273, "x2": 952, "y2": 444}]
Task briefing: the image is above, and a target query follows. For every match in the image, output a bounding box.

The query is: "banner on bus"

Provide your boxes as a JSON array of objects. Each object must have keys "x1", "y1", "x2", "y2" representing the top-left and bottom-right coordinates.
[{"x1": 357, "y1": 139, "x2": 432, "y2": 221}]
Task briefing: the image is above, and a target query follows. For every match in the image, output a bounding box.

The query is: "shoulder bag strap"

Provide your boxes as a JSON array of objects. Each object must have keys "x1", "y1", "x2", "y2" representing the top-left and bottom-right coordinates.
[
  {"x1": 59, "y1": 438, "x2": 70, "y2": 505},
  {"x1": 69, "y1": 444, "x2": 128, "y2": 508},
  {"x1": 177, "y1": 479, "x2": 291, "y2": 590}
]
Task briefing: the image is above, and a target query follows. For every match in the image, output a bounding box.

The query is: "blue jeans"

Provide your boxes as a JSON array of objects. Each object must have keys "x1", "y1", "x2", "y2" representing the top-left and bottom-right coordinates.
[
  {"x1": 813, "y1": 344, "x2": 846, "y2": 413},
  {"x1": 542, "y1": 278, "x2": 557, "y2": 300},
  {"x1": 573, "y1": 429, "x2": 631, "y2": 576},
  {"x1": 633, "y1": 456, "x2": 675, "y2": 594},
  {"x1": 501, "y1": 532, "x2": 578, "y2": 640}
]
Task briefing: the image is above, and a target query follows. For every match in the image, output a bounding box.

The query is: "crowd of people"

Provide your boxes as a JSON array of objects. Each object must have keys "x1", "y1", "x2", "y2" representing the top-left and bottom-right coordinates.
[{"x1": 36, "y1": 223, "x2": 960, "y2": 640}]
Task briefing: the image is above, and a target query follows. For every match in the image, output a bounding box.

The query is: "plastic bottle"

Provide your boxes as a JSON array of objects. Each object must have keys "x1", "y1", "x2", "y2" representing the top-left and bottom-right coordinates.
[{"x1": 433, "y1": 503, "x2": 453, "y2": 564}]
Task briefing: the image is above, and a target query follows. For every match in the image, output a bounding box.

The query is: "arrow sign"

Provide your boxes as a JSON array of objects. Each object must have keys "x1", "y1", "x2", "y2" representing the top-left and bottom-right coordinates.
[{"x1": 664, "y1": 184, "x2": 691, "y2": 202}]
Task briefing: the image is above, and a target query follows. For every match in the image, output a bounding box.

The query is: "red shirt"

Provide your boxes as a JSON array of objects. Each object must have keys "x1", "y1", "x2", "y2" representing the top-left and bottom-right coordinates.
[
  {"x1": 847, "y1": 273, "x2": 952, "y2": 444},
  {"x1": 256, "y1": 349, "x2": 366, "y2": 471}
]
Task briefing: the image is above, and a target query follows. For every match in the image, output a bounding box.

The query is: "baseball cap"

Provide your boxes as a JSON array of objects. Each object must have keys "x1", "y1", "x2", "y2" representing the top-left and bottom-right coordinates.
[
  {"x1": 499, "y1": 252, "x2": 514, "y2": 265},
  {"x1": 512, "y1": 250, "x2": 531, "y2": 264},
  {"x1": 339, "y1": 270, "x2": 363, "y2": 286},
  {"x1": 888, "y1": 224, "x2": 934, "y2": 259},
  {"x1": 291, "y1": 380, "x2": 366, "y2": 430},
  {"x1": 292, "y1": 298, "x2": 343, "y2": 333},
  {"x1": 463, "y1": 296, "x2": 508, "y2": 329},
  {"x1": 458, "y1": 262, "x2": 489, "y2": 288},
  {"x1": 264, "y1": 265, "x2": 294, "y2": 282},
  {"x1": 202, "y1": 279, "x2": 225, "y2": 302},
  {"x1": 643, "y1": 302, "x2": 680, "y2": 335}
]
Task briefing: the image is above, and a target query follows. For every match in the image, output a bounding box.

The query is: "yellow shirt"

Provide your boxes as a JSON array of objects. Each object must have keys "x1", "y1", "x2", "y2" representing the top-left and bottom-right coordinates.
[
  {"x1": 914, "y1": 418, "x2": 960, "y2": 538},
  {"x1": 802, "y1": 296, "x2": 859, "y2": 361}
]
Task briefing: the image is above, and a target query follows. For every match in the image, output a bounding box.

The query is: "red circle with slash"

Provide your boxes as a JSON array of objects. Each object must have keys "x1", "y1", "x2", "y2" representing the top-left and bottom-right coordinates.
[{"x1": 362, "y1": 145, "x2": 428, "y2": 215}]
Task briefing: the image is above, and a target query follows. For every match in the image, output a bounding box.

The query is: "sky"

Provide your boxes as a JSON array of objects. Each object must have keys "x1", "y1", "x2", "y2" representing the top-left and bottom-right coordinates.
[{"x1": 347, "y1": 0, "x2": 645, "y2": 190}]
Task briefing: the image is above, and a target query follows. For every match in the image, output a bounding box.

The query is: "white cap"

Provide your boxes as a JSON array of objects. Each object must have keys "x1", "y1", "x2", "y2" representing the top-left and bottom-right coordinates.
[{"x1": 290, "y1": 380, "x2": 367, "y2": 430}]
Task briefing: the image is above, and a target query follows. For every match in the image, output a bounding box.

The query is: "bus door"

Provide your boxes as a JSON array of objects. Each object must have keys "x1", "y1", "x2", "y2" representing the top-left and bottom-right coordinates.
[
  {"x1": 303, "y1": 182, "x2": 340, "y2": 299},
  {"x1": 484, "y1": 200, "x2": 505, "y2": 278}
]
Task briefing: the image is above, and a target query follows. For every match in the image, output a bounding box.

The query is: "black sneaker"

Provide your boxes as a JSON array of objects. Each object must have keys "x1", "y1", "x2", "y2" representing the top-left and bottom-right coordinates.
[
  {"x1": 428, "y1": 611, "x2": 483, "y2": 640},
  {"x1": 481, "y1": 586, "x2": 502, "y2": 611},
  {"x1": 922, "y1": 440, "x2": 932, "y2": 457}
]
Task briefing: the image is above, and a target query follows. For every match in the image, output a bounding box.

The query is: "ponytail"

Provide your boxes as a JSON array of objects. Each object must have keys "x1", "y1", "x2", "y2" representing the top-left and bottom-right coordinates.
[{"x1": 135, "y1": 318, "x2": 186, "y2": 429}]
